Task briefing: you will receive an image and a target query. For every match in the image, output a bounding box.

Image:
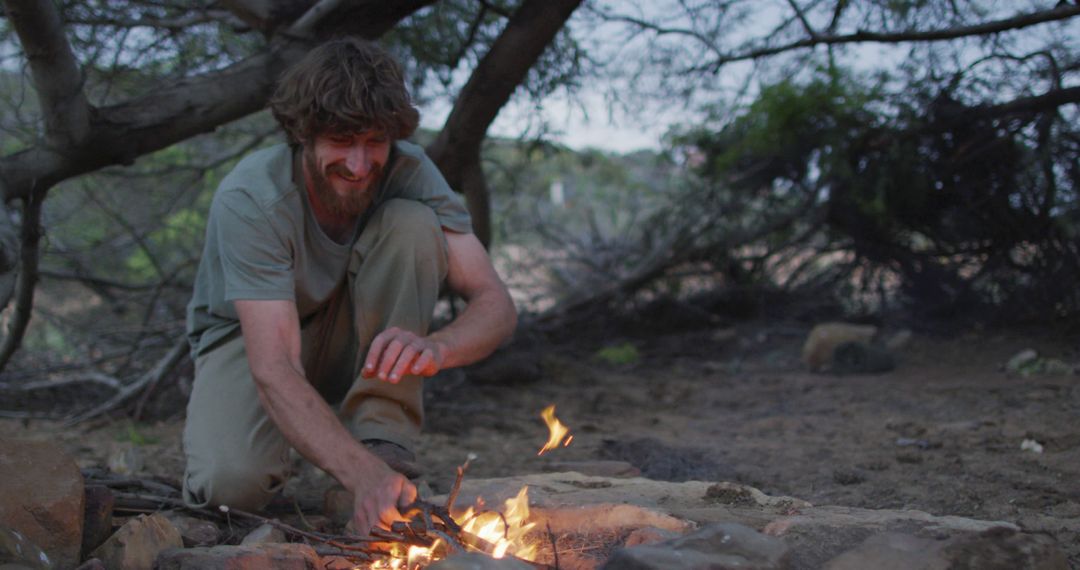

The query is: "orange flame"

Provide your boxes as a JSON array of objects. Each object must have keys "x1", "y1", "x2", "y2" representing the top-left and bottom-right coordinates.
[{"x1": 538, "y1": 404, "x2": 572, "y2": 456}]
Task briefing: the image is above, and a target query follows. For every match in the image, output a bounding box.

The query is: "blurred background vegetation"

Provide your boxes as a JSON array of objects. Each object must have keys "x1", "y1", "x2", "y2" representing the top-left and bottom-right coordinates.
[{"x1": 1, "y1": 0, "x2": 1077, "y2": 420}]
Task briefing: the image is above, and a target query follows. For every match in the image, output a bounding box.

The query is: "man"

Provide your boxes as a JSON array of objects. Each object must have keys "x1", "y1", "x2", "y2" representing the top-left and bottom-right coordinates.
[{"x1": 182, "y1": 38, "x2": 517, "y2": 535}]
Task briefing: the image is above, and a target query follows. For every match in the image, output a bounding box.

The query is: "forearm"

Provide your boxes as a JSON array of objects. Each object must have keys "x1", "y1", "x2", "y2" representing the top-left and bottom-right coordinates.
[
  {"x1": 251, "y1": 360, "x2": 377, "y2": 491},
  {"x1": 428, "y1": 286, "x2": 517, "y2": 369}
]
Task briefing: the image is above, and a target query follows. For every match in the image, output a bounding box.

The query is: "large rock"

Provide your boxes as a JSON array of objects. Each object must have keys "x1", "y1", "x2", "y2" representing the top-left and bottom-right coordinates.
[
  {"x1": 89, "y1": 513, "x2": 183, "y2": 570},
  {"x1": 155, "y1": 543, "x2": 320, "y2": 570},
  {"x1": 442, "y1": 474, "x2": 1068, "y2": 570},
  {"x1": 160, "y1": 512, "x2": 219, "y2": 548},
  {"x1": 603, "y1": 522, "x2": 790, "y2": 570},
  {"x1": 0, "y1": 439, "x2": 85, "y2": 569}
]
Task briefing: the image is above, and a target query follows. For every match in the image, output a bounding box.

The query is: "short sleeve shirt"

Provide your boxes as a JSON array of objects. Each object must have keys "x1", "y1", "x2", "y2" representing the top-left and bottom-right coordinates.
[{"x1": 185, "y1": 141, "x2": 472, "y2": 357}]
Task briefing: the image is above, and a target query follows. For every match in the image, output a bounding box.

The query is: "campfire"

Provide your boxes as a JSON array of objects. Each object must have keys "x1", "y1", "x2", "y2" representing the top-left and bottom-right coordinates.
[{"x1": 354, "y1": 405, "x2": 574, "y2": 569}]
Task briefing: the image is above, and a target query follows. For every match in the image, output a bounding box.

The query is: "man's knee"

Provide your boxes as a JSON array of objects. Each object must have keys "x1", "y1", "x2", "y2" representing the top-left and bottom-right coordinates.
[{"x1": 184, "y1": 461, "x2": 286, "y2": 512}]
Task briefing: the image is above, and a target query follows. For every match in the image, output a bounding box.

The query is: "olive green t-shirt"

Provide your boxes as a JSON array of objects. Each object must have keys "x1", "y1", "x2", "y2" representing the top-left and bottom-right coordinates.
[{"x1": 185, "y1": 141, "x2": 472, "y2": 358}]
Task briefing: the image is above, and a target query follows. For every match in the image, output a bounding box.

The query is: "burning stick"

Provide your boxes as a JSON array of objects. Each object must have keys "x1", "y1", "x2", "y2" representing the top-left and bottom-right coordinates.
[{"x1": 445, "y1": 454, "x2": 473, "y2": 513}]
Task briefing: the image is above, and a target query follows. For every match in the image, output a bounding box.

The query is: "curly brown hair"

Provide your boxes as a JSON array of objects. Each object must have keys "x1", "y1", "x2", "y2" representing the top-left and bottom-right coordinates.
[{"x1": 269, "y1": 38, "x2": 419, "y2": 144}]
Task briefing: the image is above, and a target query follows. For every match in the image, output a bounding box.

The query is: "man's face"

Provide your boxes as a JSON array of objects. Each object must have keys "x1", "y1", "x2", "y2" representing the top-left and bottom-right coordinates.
[{"x1": 303, "y1": 130, "x2": 392, "y2": 218}]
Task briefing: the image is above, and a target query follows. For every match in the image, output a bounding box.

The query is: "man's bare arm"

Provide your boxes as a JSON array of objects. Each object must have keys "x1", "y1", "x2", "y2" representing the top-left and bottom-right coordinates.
[
  {"x1": 363, "y1": 230, "x2": 517, "y2": 382},
  {"x1": 234, "y1": 299, "x2": 416, "y2": 532}
]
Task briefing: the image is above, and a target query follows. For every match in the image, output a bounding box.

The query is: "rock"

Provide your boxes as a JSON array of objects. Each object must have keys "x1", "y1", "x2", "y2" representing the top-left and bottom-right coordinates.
[
  {"x1": 540, "y1": 460, "x2": 641, "y2": 478},
  {"x1": 75, "y1": 560, "x2": 106, "y2": 570},
  {"x1": 537, "y1": 504, "x2": 691, "y2": 536},
  {"x1": 160, "y1": 512, "x2": 219, "y2": 547},
  {"x1": 1006, "y1": 349, "x2": 1039, "y2": 373},
  {"x1": 82, "y1": 485, "x2": 115, "y2": 558},
  {"x1": 802, "y1": 323, "x2": 878, "y2": 371},
  {"x1": 762, "y1": 506, "x2": 1022, "y2": 568},
  {"x1": 321, "y1": 556, "x2": 355, "y2": 570},
  {"x1": 823, "y1": 527, "x2": 1068, "y2": 570},
  {"x1": 89, "y1": 513, "x2": 183, "y2": 570},
  {"x1": 884, "y1": 329, "x2": 913, "y2": 351},
  {"x1": 0, "y1": 526, "x2": 50, "y2": 569},
  {"x1": 0, "y1": 439, "x2": 85, "y2": 569},
  {"x1": 240, "y1": 523, "x2": 286, "y2": 545},
  {"x1": 824, "y1": 532, "x2": 950, "y2": 570},
  {"x1": 427, "y1": 552, "x2": 533, "y2": 569},
  {"x1": 602, "y1": 522, "x2": 790, "y2": 570},
  {"x1": 324, "y1": 486, "x2": 353, "y2": 526},
  {"x1": 623, "y1": 527, "x2": 681, "y2": 547},
  {"x1": 942, "y1": 526, "x2": 1068, "y2": 570},
  {"x1": 155, "y1": 543, "x2": 320, "y2": 570},
  {"x1": 107, "y1": 444, "x2": 144, "y2": 476}
]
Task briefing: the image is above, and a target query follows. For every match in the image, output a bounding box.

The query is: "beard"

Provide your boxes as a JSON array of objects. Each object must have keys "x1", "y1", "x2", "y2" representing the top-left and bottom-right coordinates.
[{"x1": 303, "y1": 148, "x2": 383, "y2": 219}]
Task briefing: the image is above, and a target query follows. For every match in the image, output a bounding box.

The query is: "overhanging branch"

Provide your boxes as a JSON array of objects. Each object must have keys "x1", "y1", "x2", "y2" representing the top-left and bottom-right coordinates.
[{"x1": 3, "y1": 0, "x2": 91, "y2": 146}]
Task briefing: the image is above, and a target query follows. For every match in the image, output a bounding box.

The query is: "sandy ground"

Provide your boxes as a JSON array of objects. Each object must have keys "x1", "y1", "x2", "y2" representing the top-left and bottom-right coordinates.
[{"x1": 5, "y1": 321, "x2": 1079, "y2": 567}]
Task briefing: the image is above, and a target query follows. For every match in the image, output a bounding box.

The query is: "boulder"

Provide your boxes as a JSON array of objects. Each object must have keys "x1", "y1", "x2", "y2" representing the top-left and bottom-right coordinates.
[
  {"x1": 89, "y1": 513, "x2": 183, "y2": 570},
  {"x1": 0, "y1": 439, "x2": 85, "y2": 569},
  {"x1": 155, "y1": 543, "x2": 320, "y2": 570},
  {"x1": 603, "y1": 522, "x2": 790, "y2": 570}
]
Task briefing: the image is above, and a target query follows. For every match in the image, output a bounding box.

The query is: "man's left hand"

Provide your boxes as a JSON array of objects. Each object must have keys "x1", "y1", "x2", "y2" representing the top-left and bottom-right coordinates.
[{"x1": 362, "y1": 327, "x2": 445, "y2": 383}]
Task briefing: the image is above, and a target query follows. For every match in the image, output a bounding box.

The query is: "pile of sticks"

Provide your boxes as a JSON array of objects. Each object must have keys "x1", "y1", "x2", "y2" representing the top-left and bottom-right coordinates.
[{"x1": 93, "y1": 459, "x2": 554, "y2": 569}]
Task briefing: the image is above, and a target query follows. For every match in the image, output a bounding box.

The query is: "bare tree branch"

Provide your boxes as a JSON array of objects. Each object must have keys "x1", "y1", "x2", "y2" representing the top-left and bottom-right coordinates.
[
  {"x1": 428, "y1": 0, "x2": 585, "y2": 246},
  {"x1": 3, "y1": 0, "x2": 91, "y2": 146},
  {"x1": 697, "y1": 4, "x2": 1080, "y2": 72},
  {"x1": 0, "y1": 194, "x2": 43, "y2": 372}
]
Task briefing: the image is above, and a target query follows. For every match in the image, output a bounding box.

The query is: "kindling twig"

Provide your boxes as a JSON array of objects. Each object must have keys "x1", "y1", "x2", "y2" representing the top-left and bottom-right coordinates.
[
  {"x1": 547, "y1": 522, "x2": 561, "y2": 570},
  {"x1": 445, "y1": 455, "x2": 473, "y2": 513}
]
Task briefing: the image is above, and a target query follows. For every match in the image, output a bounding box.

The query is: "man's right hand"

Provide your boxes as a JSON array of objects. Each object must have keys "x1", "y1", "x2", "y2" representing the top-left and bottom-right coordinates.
[{"x1": 347, "y1": 462, "x2": 418, "y2": 536}]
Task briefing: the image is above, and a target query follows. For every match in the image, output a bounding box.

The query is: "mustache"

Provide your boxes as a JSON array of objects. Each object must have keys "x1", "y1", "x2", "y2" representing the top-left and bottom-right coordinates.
[{"x1": 326, "y1": 162, "x2": 383, "y2": 182}]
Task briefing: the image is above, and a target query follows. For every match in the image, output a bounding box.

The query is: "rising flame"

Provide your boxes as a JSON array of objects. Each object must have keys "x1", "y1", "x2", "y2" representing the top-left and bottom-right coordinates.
[
  {"x1": 364, "y1": 487, "x2": 540, "y2": 569},
  {"x1": 538, "y1": 404, "x2": 572, "y2": 456}
]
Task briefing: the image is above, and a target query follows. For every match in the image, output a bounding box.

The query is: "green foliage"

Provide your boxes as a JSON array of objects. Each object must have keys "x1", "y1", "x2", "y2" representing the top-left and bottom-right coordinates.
[
  {"x1": 593, "y1": 342, "x2": 640, "y2": 366},
  {"x1": 115, "y1": 422, "x2": 160, "y2": 446}
]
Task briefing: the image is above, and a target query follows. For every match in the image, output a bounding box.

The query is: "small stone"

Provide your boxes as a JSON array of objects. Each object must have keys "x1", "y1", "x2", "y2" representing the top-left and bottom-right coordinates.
[
  {"x1": 240, "y1": 523, "x2": 285, "y2": 545},
  {"x1": 0, "y1": 526, "x2": 51, "y2": 569},
  {"x1": 603, "y1": 522, "x2": 790, "y2": 570},
  {"x1": 427, "y1": 552, "x2": 533, "y2": 569},
  {"x1": 155, "y1": 543, "x2": 320, "y2": 570},
  {"x1": 802, "y1": 322, "x2": 878, "y2": 371},
  {"x1": 0, "y1": 439, "x2": 85, "y2": 569},
  {"x1": 90, "y1": 513, "x2": 183, "y2": 570},
  {"x1": 1006, "y1": 349, "x2": 1039, "y2": 373},
  {"x1": 161, "y1": 512, "x2": 220, "y2": 547}
]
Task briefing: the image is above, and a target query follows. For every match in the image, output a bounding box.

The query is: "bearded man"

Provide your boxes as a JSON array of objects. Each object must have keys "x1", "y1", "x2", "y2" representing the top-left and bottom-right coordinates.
[{"x1": 182, "y1": 38, "x2": 516, "y2": 534}]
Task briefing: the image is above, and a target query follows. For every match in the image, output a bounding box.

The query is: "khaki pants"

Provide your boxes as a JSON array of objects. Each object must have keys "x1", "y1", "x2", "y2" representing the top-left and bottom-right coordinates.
[{"x1": 182, "y1": 199, "x2": 448, "y2": 510}]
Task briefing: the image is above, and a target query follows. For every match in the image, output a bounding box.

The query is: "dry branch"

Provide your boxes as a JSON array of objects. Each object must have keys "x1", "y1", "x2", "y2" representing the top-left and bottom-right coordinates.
[{"x1": 65, "y1": 336, "x2": 189, "y2": 425}]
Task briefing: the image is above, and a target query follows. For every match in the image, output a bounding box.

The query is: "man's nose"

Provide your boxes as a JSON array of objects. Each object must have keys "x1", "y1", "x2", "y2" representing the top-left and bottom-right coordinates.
[{"x1": 345, "y1": 146, "x2": 370, "y2": 177}]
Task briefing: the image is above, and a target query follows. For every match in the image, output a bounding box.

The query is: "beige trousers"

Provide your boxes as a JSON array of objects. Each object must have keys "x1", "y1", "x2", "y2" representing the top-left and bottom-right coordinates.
[{"x1": 182, "y1": 199, "x2": 448, "y2": 510}]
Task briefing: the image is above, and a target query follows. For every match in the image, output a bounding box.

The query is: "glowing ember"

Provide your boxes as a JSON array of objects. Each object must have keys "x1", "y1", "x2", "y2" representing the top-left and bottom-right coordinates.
[{"x1": 538, "y1": 404, "x2": 572, "y2": 456}]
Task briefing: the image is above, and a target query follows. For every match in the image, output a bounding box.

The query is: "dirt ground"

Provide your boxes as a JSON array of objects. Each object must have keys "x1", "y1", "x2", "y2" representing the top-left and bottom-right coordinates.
[{"x1": 5, "y1": 319, "x2": 1080, "y2": 567}]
